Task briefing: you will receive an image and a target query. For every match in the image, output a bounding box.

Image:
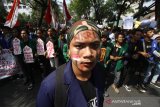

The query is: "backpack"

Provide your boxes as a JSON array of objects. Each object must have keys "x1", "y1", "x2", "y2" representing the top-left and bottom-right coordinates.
[{"x1": 54, "y1": 64, "x2": 69, "y2": 107}]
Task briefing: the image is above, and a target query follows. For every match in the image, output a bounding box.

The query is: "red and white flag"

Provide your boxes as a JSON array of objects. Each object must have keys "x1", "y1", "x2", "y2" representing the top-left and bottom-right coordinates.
[
  {"x1": 44, "y1": 0, "x2": 58, "y2": 30},
  {"x1": 4, "y1": 0, "x2": 20, "y2": 28},
  {"x1": 63, "y1": 0, "x2": 71, "y2": 22}
]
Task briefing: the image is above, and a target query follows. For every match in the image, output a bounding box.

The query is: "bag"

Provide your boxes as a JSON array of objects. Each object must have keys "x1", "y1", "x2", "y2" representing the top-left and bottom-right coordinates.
[{"x1": 54, "y1": 64, "x2": 69, "y2": 107}]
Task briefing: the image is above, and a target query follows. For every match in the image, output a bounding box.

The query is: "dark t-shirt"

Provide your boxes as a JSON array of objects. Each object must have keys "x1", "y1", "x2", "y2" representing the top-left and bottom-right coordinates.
[{"x1": 78, "y1": 79, "x2": 97, "y2": 107}]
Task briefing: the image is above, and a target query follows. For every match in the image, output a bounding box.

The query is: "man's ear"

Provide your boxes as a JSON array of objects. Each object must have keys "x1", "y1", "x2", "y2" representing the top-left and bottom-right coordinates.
[{"x1": 68, "y1": 50, "x2": 70, "y2": 58}]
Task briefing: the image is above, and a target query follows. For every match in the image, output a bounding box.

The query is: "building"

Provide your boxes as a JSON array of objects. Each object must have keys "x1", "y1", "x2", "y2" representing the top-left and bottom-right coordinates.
[{"x1": 3, "y1": 2, "x2": 32, "y2": 16}]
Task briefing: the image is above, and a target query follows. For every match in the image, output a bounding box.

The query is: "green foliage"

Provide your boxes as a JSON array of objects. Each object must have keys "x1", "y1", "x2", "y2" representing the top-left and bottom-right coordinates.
[
  {"x1": 18, "y1": 13, "x2": 31, "y2": 27},
  {"x1": 69, "y1": 0, "x2": 91, "y2": 20},
  {"x1": 0, "y1": 1, "x2": 7, "y2": 23}
]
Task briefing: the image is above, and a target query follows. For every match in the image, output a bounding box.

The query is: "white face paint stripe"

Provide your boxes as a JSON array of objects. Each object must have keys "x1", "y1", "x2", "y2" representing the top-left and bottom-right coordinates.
[
  {"x1": 71, "y1": 57, "x2": 81, "y2": 61},
  {"x1": 71, "y1": 54, "x2": 81, "y2": 62}
]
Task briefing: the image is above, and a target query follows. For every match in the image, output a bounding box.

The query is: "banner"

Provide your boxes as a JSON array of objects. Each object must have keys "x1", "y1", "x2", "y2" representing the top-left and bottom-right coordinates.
[
  {"x1": 0, "y1": 49, "x2": 20, "y2": 79},
  {"x1": 123, "y1": 16, "x2": 133, "y2": 29},
  {"x1": 46, "y1": 41, "x2": 55, "y2": 58}
]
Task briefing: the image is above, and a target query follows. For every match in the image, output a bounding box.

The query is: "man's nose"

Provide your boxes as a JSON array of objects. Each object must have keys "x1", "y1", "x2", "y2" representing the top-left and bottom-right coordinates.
[{"x1": 84, "y1": 46, "x2": 92, "y2": 57}]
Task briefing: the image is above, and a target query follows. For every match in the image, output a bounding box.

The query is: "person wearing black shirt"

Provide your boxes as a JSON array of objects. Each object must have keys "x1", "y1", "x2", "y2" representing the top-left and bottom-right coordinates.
[{"x1": 37, "y1": 20, "x2": 105, "y2": 107}]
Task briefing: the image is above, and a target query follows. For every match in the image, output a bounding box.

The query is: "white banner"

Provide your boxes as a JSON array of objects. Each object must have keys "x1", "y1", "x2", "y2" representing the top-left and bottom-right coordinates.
[
  {"x1": 123, "y1": 16, "x2": 133, "y2": 29},
  {"x1": 0, "y1": 49, "x2": 20, "y2": 79},
  {"x1": 37, "y1": 38, "x2": 45, "y2": 55},
  {"x1": 23, "y1": 45, "x2": 34, "y2": 63},
  {"x1": 46, "y1": 41, "x2": 55, "y2": 58}
]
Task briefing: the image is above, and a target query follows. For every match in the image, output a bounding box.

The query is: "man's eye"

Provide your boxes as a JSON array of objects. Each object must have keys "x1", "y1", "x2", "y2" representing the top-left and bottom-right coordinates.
[
  {"x1": 90, "y1": 43, "x2": 100, "y2": 49},
  {"x1": 75, "y1": 45, "x2": 83, "y2": 49}
]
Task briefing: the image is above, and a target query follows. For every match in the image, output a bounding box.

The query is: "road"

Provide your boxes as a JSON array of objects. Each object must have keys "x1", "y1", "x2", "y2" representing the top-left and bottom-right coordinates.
[{"x1": 0, "y1": 74, "x2": 159, "y2": 107}]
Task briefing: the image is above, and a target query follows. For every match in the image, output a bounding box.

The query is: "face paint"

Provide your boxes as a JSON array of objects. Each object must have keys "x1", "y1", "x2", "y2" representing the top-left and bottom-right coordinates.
[
  {"x1": 69, "y1": 29, "x2": 100, "y2": 72},
  {"x1": 70, "y1": 53, "x2": 81, "y2": 61},
  {"x1": 74, "y1": 30, "x2": 98, "y2": 41}
]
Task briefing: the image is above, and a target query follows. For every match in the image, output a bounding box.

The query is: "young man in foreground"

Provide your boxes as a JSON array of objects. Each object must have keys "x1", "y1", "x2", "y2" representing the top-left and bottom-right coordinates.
[{"x1": 36, "y1": 20, "x2": 106, "y2": 107}]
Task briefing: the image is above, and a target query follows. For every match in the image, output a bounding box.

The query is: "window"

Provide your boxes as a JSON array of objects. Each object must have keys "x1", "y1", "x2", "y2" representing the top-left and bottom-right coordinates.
[
  {"x1": 23, "y1": 6, "x2": 26, "y2": 9},
  {"x1": 19, "y1": 6, "x2": 22, "y2": 9}
]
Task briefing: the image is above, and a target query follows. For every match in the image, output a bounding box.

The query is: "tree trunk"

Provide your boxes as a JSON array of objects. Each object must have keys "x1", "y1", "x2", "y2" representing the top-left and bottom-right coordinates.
[
  {"x1": 38, "y1": 7, "x2": 46, "y2": 27},
  {"x1": 116, "y1": 11, "x2": 122, "y2": 27},
  {"x1": 155, "y1": 0, "x2": 160, "y2": 29},
  {"x1": 137, "y1": 0, "x2": 144, "y2": 20}
]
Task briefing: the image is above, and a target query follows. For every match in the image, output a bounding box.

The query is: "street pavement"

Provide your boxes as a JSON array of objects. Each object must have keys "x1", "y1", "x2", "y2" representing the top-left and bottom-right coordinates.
[
  {"x1": 104, "y1": 84, "x2": 160, "y2": 107},
  {"x1": 0, "y1": 74, "x2": 159, "y2": 107}
]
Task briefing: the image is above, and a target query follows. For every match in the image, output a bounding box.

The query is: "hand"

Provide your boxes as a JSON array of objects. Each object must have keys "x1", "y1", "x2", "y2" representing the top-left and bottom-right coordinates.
[
  {"x1": 142, "y1": 52, "x2": 150, "y2": 58},
  {"x1": 114, "y1": 57, "x2": 120, "y2": 61}
]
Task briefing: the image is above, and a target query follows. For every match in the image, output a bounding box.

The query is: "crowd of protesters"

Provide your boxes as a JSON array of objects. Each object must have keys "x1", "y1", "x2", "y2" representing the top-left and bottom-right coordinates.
[
  {"x1": 0, "y1": 23, "x2": 160, "y2": 95},
  {"x1": 100, "y1": 27, "x2": 160, "y2": 96}
]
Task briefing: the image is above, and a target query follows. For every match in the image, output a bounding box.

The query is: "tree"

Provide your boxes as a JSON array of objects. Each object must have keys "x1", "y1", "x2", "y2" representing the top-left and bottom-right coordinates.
[
  {"x1": 0, "y1": 0, "x2": 7, "y2": 24},
  {"x1": 133, "y1": 0, "x2": 155, "y2": 20},
  {"x1": 113, "y1": 0, "x2": 139, "y2": 27},
  {"x1": 69, "y1": 0, "x2": 91, "y2": 21},
  {"x1": 25, "y1": 0, "x2": 61, "y2": 27},
  {"x1": 69, "y1": 0, "x2": 139, "y2": 25},
  {"x1": 155, "y1": 0, "x2": 160, "y2": 29}
]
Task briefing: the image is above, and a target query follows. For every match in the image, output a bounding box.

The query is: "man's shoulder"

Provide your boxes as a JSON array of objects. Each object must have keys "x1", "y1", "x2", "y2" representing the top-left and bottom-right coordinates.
[
  {"x1": 41, "y1": 64, "x2": 67, "y2": 91},
  {"x1": 41, "y1": 70, "x2": 57, "y2": 93}
]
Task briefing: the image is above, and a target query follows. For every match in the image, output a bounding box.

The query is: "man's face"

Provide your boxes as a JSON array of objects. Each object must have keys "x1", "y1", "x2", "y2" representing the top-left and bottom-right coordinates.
[
  {"x1": 37, "y1": 30, "x2": 42, "y2": 38},
  {"x1": 47, "y1": 29, "x2": 53, "y2": 37},
  {"x1": 101, "y1": 37, "x2": 107, "y2": 44},
  {"x1": 134, "y1": 31, "x2": 142, "y2": 41},
  {"x1": 69, "y1": 30, "x2": 101, "y2": 72},
  {"x1": 21, "y1": 30, "x2": 28, "y2": 40},
  {"x1": 146, "y1": 30, "x2": 154, "y2": 38},
  {"x1": 116, "y1": 34, "x2": 124, "y2": 43}
]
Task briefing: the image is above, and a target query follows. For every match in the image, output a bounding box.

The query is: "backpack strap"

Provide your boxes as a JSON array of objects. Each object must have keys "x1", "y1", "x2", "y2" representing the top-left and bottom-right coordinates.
[{"x1": 54, "y1": 64, "x2": 68, "y2": 107}]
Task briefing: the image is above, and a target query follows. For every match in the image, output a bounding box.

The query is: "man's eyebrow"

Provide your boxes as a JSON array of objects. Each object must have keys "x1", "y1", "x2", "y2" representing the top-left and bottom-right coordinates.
[{"x1": 74, "y1": 40, "x2": 100, "y2": 44}]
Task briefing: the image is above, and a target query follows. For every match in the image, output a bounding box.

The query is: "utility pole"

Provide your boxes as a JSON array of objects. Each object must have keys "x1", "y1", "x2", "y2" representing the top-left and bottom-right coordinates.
[{"x1": 155, "y1": 0, "x2": 160, "y2": 29}]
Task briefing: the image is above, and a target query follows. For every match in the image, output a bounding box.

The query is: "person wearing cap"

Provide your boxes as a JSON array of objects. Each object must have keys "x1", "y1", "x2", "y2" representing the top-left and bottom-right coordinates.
[{"x1": 36, "y1": 20, "x2": 106, "y2": 107}]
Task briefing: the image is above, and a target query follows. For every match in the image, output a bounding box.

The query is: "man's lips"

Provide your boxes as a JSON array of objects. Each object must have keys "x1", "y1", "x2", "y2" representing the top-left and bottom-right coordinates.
[{"x1": 81, "y1": 62, "x2": 94, "y2": 66}]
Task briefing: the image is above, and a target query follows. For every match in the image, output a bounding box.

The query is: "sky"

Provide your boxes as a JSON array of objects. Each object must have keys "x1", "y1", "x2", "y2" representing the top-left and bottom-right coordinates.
[{"x1": 57, "y1": 0, "x2": 70, "y2": 4}]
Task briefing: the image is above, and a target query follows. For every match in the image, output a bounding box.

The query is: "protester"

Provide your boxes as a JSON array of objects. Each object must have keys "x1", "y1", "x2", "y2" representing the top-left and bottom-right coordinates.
[
  {"x1": 45, "y1": 28, "x2": 59, "y2": 70},
  {"x1": 122, "y1": 29, "x2": 142, "y2": 92},
  {"x1": 35, "y1": 29, "x2": 48, "y2": 78},
  {"x1": 108, "y1": 32, "x2": 128, "y2": 93},
  {"x1": 144, "y1": 34, "x2": 160, "y2": 88},
  {"x1": 36, "y1": 20, "x2": 106, "y2": 107},
  {"x1": 21, "y1": 29, "x2": 36, "y2": 90},
  {"x1": 99, "y1": 32, "x2": 114, "y2": 97},
  {"x1": 58, "y1": 32, "x2": 67, "y2": 64},
  {"x1": 11, "y1": 28, "x2": 25, "y2": 78}
]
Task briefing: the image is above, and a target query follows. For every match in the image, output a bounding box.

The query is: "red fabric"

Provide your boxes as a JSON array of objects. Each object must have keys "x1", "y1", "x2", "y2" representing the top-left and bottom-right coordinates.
[
  {"x1": 6, "y1": 0, "x2": 20, "y2": 21},
  {"x1": 44, "y1": 0, "x2": 52, "y2": 24},
  {"x1": 14, "y1": 20, "x2": 20, "y2": 27},
  {"x1": 63, "y1": 0, "x2": 71, "y2": 21},
  {"x1": 4, "y1": 0, "x2": 20, "y2": 28}
]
